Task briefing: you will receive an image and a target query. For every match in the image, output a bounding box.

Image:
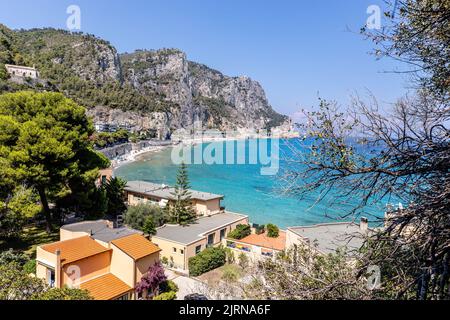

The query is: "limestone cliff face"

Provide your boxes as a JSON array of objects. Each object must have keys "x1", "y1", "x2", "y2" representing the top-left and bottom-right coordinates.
[
  {"x1": 189, "y1": 62, "x2": 283, "y2": 129},
  {"x1": 66, "y1": 40, "x2": 122, "y2": 84},
  {"x1": 120, "y1": 49, "x2": 286, "y2": 131},
  {"x1": 121, "y1": 49, "x2": 195, "y2": 129},
  {"x1": 86, "y1": 106, "x2": 171, "y2": 139}
]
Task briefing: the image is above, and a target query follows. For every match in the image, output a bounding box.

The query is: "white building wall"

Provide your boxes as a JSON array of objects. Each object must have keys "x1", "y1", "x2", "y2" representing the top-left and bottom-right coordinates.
[{"x1": 5, "y1": 65, "x2": 39, "y2": 79}]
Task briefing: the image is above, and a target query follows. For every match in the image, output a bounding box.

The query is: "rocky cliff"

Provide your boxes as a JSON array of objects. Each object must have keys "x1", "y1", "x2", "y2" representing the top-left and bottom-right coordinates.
[
  {"x1": 120, "y1": 49, "x2": 286, "y2": 131},
  {"x1": 0, "y1": 25, "x2": 287, "y2": 136}
]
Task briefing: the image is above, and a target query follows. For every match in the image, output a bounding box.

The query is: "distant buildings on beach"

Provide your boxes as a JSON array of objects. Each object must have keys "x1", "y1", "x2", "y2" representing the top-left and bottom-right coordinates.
[{"x1": 94, "y1": 122, "x2": 133, "y2": 133}]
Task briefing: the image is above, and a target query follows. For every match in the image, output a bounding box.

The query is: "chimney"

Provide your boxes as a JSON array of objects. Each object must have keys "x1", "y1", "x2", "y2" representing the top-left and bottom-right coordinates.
[
  {"x1": 55, "y1": 250, "x2": 61, "y2": 289},
  {"x1": 106, "y1": 220, "x2": 114, "y2": 229},
  {"x1": 360, "y1": 217, "x2": 369, "y2": 234}
]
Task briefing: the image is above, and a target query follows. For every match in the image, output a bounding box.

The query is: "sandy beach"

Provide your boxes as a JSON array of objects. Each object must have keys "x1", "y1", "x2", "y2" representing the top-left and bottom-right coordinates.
[
  {"x1": 112, "y1": 145, "x2": 172, "y2": 169},
  {"x1": 111, "y1": 133, "x2": 292, "y2": 169}
]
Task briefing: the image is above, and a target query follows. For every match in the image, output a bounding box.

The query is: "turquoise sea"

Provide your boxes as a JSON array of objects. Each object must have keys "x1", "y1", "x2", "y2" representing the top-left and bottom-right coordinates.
[{"x1": 114, "y1": 139, "x2": 386, "y2": 229}]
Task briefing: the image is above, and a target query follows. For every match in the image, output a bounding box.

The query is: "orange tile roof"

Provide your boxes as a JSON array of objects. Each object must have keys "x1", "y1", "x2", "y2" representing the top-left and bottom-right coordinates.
[
  {"x1": 237, "y1": 231, "x2": 286, "y2": 251},
  {"x1": 41, "y1": 236, "x2": 111, "y2": 265},
  {"x1": 80, "y1": 273, "x2": 132, "y2": 300},
  {"x1": 111, "y1": 234, "x2": 161, "y2": 260}
]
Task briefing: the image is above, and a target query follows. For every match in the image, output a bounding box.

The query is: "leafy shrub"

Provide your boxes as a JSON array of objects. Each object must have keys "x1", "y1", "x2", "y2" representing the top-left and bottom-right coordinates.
[
  {"x1": 92, "y1": 129, "x2": 129, "y2": 149},
  {"x1": 0, "y1": 249, "x2": 29, "y2": 266},
  {"x1": 255, "y1": 224, "x2": 265, "y2": 235},
  {"x1": 124, "y1": 203, "x2": 165, "y2": 231},
  {"x1": 34, "y1": 287, "x2": 93, "y2": 300},
  {"x1": 0, "y1": 262, "x2": 46, "y2": 300},
  {"x1": 225, "y1": 247, "x2": 235, "y2": 264},
  {"x1": 104, "y1": 177, "x2": 127, "y2": 217},
  {"x1": 23, "y1": 259, "x2": 36, "y2": 275},
  {"x1": 189, "y1": 247, "x2": 226, "y2": 276},
  {"x1": 222, "y1": 269, "x2": 238, "y2": 282},
  {"x1": 0, "y1": 64, "x2": 8, "y2": 80},
  {"x1": 143, "y1": 216, "x2": 156, "y2": 235},
  {"x1": 227, "y1": 224, "x2": 251, "y2": 240},
  {"x1": 238, "y1": 252, "x2": 250, "y2": 269},
  {"x1": 153, "y1": 291, "x2": 176, "y2": 300},
  {"x1": 221, "y1": 265, "x2": 240, "y2": 283},
  {"x1": 0, "y1": 186, "x2": 41, "y2": 239},
  {"x1": 266, "y1": 224, "x2": 279, "y2": 238},
  {"x1": 159, "y1": 280, "x2": 178, "y2": 293}
]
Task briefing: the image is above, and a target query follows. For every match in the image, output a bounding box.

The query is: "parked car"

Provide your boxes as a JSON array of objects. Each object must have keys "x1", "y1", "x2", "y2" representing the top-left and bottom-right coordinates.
[{"x1": 184, "y1": 293, "x2": 208, "y2": 300}]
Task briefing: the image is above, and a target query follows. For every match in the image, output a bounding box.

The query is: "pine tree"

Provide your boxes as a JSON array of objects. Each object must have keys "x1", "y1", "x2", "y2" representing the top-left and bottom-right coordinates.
[
  {"x1": 0, "y1": 91, "x2": 109, "y2": 232},
  {"x1": 168, "y1": 163, "x2": 196, "y2": 225},
  {"x1": 104, "y1": 177, "x2": 127, "y2": 217}
]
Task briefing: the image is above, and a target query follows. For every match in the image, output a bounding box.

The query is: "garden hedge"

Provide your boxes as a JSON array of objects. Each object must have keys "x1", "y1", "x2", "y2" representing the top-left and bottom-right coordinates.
[{"x1": 188, "y1": 246, "x2": 226, "y2": 276}]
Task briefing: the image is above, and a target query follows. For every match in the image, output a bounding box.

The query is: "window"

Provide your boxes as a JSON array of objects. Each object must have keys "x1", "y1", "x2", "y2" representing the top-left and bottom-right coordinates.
[
  {"x1": 173, "y1": 247, "x2": 177, "y2": 253},
  {"x1": 46, "y1": 268, "x2": 55, "y2": 287},
  {"x1": 134, "y1": 195, "x2": 148, "y2": 203},
  {"x1": 195, "y1": 245, "x2": 201, "y2": 255},
  {"x1": 180, "y1": 249, "x2": 184, "y2": 255},
  {"x1": 207, "y1": 233, "x2": 215, "y2": 246},
  {"x1": 220, "y1": 228, "x2": 226, "y2": 240}
]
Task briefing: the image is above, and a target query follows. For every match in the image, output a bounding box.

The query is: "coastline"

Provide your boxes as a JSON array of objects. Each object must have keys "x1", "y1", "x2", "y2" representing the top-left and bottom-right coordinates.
[
  {"x1": 112, "y1": 134, "x2": 299, "y2": 170},
  {"x1": 111, "y1": 137, "x2": 240, "y2": 170},
  {"x1": 112, "y1": 145, "x2": 172, "y2": 170}
]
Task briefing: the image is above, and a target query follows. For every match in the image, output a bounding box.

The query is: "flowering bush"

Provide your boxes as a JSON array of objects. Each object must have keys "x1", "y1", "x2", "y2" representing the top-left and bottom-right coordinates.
[{"x1": 135, "y1": 262, "x2": 167, "y2": 298}]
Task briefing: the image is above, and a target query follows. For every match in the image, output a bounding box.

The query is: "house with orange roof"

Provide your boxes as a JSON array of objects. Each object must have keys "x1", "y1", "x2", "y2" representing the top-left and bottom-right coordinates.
[
  {"x1": 225, "y1": 230, "x2": 286, "y2": 262},
  {"x1": 36, "y1": 220, "x2": 161, "y2": 300}
]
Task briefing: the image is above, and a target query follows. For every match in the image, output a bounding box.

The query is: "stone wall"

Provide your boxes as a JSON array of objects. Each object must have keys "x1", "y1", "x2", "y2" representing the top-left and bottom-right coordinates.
[{"x1": 98, "y1": 140, "x2": 172, "y2": 160}]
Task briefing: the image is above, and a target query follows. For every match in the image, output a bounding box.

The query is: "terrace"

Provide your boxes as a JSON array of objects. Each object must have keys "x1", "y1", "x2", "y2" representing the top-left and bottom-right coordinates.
[
  {"x1": 286, "y1": 219, "x2": 372, "y2": 256},
  {"x1": 226, "y1": 231, "x2": 286, "y2": 258}
]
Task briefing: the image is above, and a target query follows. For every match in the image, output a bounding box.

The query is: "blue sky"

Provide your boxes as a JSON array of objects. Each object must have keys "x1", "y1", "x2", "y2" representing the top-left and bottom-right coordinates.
[{"x1": 0, "y1": 0, "x2": 410, "y2": 117}]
